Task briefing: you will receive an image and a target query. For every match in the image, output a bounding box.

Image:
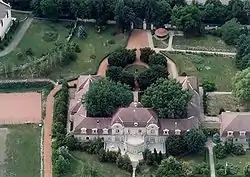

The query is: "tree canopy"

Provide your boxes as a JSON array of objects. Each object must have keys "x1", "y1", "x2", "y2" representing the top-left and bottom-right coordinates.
[
  {"x1": 148, "y1": 53, "x2": 167, "y2": 67},
  {"x1": 235, "y1": 34, "x2": 250, "y2": 70},
  {"x1": 184, "y1": 129, "x2": 206, "y2": 153},
  {"x1": 140, "y1": 47, "x2": 156, "y2": 64},
  {"x1": 141, "y1": 78, "x2": 192, "y2": 118},
  {"x1": 166, "y1": 135, "x2": 187, "y2": 156},
  {"x1": 108, "y1": 49, "x2": 136, "y2": 68},
  {"x1": 85, "y1": 78, "x2": 133, "y2": 117},
  {"x1": 232, "y1": 68, "x2": 250, "y2": 102},
  {"x1": 137, "y1": 65, "x2": 167, "y2": 90}
]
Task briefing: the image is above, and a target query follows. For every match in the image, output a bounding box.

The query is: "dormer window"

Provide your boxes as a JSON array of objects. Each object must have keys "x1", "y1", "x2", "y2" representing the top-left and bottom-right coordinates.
[
  {"x1": 115, "y1": 129, "x2": 120, "y2": 133},
  {"x1": 163, "y1": 129, "x2": 169, "y2": 135},
  {"x1": 134, "y1": 122, "x2": 138, "y2": 127},
  {"x1": 103, "y1": 128, "x2": 108, "y2": 134},
  {"x1": 81, "y1": 127, "x2": 87, "y2": 134},
  {"x1": 240, "y1": 131, "x2": 246, "y2": 136},
  {"x1": 175, "y1": 129, "x2": 181, "y2": 135},
  {"x1": 150, "y1": 129, "x2": 155, "y2": 134},
  {"x1": 227, "y1": 131, "x2": 233, "y2": 137},
  {"x1": 92, "y1": 128, "x2": 97, "y2": 134}
]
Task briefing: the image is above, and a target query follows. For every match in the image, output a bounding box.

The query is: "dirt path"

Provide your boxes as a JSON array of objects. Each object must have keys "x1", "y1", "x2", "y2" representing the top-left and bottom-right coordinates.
[
  {"x1": 206, "y1": 139, "x2": 216, "y2": 177},
  {"x1": 0, "y1": 18, "x2": 33, "y2": 57},
  {"x1": 43, "y1": 85, "x2": 61, "y2": 177}
]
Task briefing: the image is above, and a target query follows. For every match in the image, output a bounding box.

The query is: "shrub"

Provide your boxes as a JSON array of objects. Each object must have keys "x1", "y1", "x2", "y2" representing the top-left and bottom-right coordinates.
[
  {"x1": 25, "y1": 48, "x2": 33, "y2": 56},
  {"x1": 202, "y1": 80, "x2": 216, "y2": 92},
  {"x1": 213, "y1": 133, "x2": 221, "y2": 144},
  {"x1": 75, "y1": 44, "x2": 81, "y2": 53},
  {"x1": 43, "y1": 31, "x2": 58, "y2": 42},
  {"x1": 107, "y1": 39, "x2": 115, "y2": 44},
  {"x1": 193, "y1": 162, "x2": 210, "y2": 176},
  {"x1": 214, "y1": 143, "x2": 227, "y2": 159},
  {"x1": 140, "y1": 47, "x2": 155, "y2": 64},
  {"x1": 17, "y1": 52, "x2": 24, "y2": 60},
  {"x1": 202, "y1": 128, "x2": 219, "y2": 137},
  {"x1": 108, "y1": 49, "x2": 136, "y2": 67},
  {"x1": 219, "y1": 107, "x2": 225, "y2": 115},
  {"x1": 232, "y1": 144, "x2": 246, "y2": 156},
  {"x1": 148, "y1": 53, "x2": 167, "y2": 67}
]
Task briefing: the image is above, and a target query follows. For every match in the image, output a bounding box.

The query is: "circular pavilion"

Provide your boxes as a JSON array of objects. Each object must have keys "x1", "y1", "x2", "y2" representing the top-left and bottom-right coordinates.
[{"x1": 155, "y1": 28, "x2": 168, "y2": 38}]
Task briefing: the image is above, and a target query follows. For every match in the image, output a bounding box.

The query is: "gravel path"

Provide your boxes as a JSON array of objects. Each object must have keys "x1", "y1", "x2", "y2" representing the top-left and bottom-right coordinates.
[
  {"x1": 0, "y1": 18, "x2": 33, "y2": 57},
  {"x1": 206, "y1": 139, "x2": 216, "y2": 177}
]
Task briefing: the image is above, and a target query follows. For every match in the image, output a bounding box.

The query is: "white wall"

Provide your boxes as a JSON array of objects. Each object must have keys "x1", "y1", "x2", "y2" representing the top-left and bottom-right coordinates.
[{"x1": 0, "y1": 9, "x2": 12, "y2": 40}]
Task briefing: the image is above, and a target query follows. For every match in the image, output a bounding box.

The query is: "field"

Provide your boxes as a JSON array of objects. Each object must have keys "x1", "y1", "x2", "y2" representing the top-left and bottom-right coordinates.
[
  {"x1": 64, "y1": 151, "x2": 131, "y2": 177},
  {"x1": 49, "y1": 24, "x2": 127, "y2": 79},
  {"x1": 207, "y1": 94, "x2": 242, "y2": 116},
  {"x1": 217, "y1": 151, "x2": 250, "y2": 176},
  {"x1": 166, "y1": 53, "x2": 237, "y2": 91},
  {"x1": 1, "y1": 124, "x2": 41, "y2": 177},
  {"x1": 172, "y1": 35, "x2": 236, "y2": 52}
]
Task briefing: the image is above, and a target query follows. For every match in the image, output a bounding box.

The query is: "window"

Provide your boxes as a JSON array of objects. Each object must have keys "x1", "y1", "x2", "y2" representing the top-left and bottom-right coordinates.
[
  {"x1": 115, "y1": 136, "x2": 120, "y2": 141},
  {"x1": 103, "y1": 128, "x2": 108, "y2": 134},
  {"x1": 150, "y1": 137, "x2": 155, "y2": 143},
  {"x1": 1, "y1": 20, "x2": 3, "y2": 27},
  {"x1": 92, "y1": 128, "x2": 97, "y2": 134},
  {"x1": 240, "y1": 131, "x2": 246, "y2": 136},
  {"x1": 86, "y1": 137, "x2": 89, "y2": 140},
  {"x1": 134, "y1": 122, "x2": 138, "y2": 127},
  {"x1": 138, "y1": 129, "x2": 142, "y2": 133},
  {"x1": 6, "y1": 12, "x2": 8, "y2": 18},
  {"x1": 81, "y1": 127, "x2": 87, "y2": 134},
  {"x1": 163, "y1": 129, "x2": 169, "y2": 135},
  {"x1": 227, "y1": 131, "x2": 233, "y2": 136},
  {"x1": 175, "y1": 129, "x2": 181, "y2": 135},
  {"x1": 115, "y1": 129, "x2": 120, "y2": 133},
  {"x1": 235, "y1": 138, "x2": 238, "y2": 141},
  {"x1": 150, "y1": 129, "x2": 155, "y2": 134}
]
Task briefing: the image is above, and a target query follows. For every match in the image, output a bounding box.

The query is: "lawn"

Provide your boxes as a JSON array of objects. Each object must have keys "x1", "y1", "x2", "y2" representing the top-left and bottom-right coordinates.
[
  {"x1": 207, "y1": 94, "x2": 243, "y2": 116},
  {"x1": 64, "y1": 151, "x2": 131, "y2": 177},
  {"x1": 165, "y1": 53, "x2": 237, "y2": 91},
  {"x1": 0, "y1": 20, "x2": 70, "y2": 66},
  {"x1": 48, "y1": 24, "x2": 127, "y2": 79},
  {"x1": 172, "y1": 35, "x2": 236, "y2": 52},
  {"x1": 217, "y1": 151, "x2": 250, "y2": 176},
  {"x1": 3, "y1": 124, "x2": 41, "y2": 177},
  {"x1": 153, "y1": 37, "x2": 168, "y2": 49},
  {"x1": 125, "y1": 64, "x2": 148, "y2": 76},
  {"x1": 12, "y1": 12, "x2": 28, "y2": 21}
]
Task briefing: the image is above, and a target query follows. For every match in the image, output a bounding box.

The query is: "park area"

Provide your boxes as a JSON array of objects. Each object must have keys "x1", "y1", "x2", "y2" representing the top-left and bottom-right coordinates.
[
  {"x1": 172, "y1": 35, "x2": 236, "y2": 52},
  {"x1": 0, "y1": 124, "x2": 41, "y2": 177},
  {"x1": 0, "y1": 20, "x2": 127, "y2": 79},
  {"x1": 165, "y1": 53, "x2": 237, "y2": 91}
]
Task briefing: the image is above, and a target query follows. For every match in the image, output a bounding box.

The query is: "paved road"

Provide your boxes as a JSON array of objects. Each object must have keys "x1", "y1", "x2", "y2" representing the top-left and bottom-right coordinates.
[
  {"x1": 206, "y1": 139, "x2": 216, "y2": 177},
  {"x1": 0, "y1": 18, "x2": 33, "y2": 57},
  {"x1": 43, "y1": 85, "x2": 61, "y2": 177}
]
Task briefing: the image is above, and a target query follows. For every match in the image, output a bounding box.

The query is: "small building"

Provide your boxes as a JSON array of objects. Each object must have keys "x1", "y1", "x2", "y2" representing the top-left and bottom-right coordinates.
[
  {"x1": 0, "y1": 0, "x2": 12, "y2": 40},
  {"x1": 220, "y1": 112, "x2": 250, "y2": 147},
  {"x1": 68, "y1": 75, "x2": 202, "y2": 160},
  {"x1": 155, "y1": 28, "x2": 168, "y2": 38}
]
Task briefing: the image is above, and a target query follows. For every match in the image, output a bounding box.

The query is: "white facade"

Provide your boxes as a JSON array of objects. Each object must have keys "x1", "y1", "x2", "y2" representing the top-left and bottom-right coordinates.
[{"x1": 0, "y1": 1, "x2": 12, "y2": 40}]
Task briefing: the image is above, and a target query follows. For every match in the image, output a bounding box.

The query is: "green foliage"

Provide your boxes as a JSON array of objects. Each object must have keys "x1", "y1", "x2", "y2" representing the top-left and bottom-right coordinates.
[
  {"x1": 77, "y1": 25, "x2": 87, "y2": 39},
  {"x1": 148, "y1": 53, "x2": 167, "y2": 67},
  {"x1": 244, "y1": 163, "x2": 250, "y2": 177},
  {"x1": 232, "y1": 144, "x2": 246, "y2": 156},
  {"x1": 216, "y1": 162, "x2": 239, "y2": 176},
  {"x1": 202, "y1": 80, "x2": 217, "y2": 92},
  {"x1": 165, "y1": 135, "x2": 187, "y2": 156},
  {"x1": 193, "y1": 162, "x2": 210, "y2": 176},
  {"x1": 53, "y1": 146, "x2": 71, "y2": 177},
  {"x1": 141, "y1": 78, "x2": 192, "y2": 118},
  {"x1": 116, "y1": 154, "x2": 133, "y2": 172},
  {"x1": 108, "y1": 49, "x2": 136, "y2": 68},
  {"x1": 235, "y1": 35, "x2": 250, "y2": 70},
  {"x1": 140, "y1": 47, "x2": 156, "y2": 64},
  {"x1": 85, "y1": 78, "x2": 133, "y2": 117},
  {"x1": 232, "y1": 68, "x2": 250, "y2": 102},
  {"x1": 142, "y1": 149, "x2": 154, "y2": 165},
  {"x1": 220, "y1": 18, "x2": 243, "y2": 45},
  {"x1": 155, "y1": 156, "x2": 188, "y2": 177},
  {"x1": 213, "y1": 133, "x2": 221, "y2": 144},
  {"x1": 137, "y1": 65, "x2": 167, "y2": 90},
  {"x1": 214, "y1": 143, "x2": 227, "y2": 159},
  {"x1": 184, "y1": 129, "x2": 207, "y2": 153},
  {"x1": 106, "y1": 66, "x2": 135, "y2": 88},
  {"x1": 0, "y1": 81, "x2": 51, "y2": 90},
  {"x1": 202, "y1": 128, "x2": 219, "y2": 138},
  {"x1": 171, "y1": 5, "x2": 203, "y2": 35}
]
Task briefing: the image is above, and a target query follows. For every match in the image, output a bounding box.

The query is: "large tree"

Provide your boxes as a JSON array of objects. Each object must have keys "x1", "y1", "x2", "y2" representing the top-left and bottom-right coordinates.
[
  {"x1": 244, "y1": 163, "x2": 250, "y2": 177},
  {"x1": 141, "y1": 78, "x2": 192, "y2": 118},
  {"x1": 140, "y1": 47, "x2": 156, "y2": 64},
  {"x1": 153, "y1": 0, "x2": 172, "y2": 26},
  {"x1": 155, "y1": 156, "x2": 191, "y2": 177},
  {"x1": 220, "y1": 18, "x2": 243, "y2": 45},
  {"x1": 232, "y1": 68, "x2": 250, "y2": 104},
  {"x1": 148, "y1": 53, "x2": 167, "y2": 67},
  {"x1": 235, "y1": 34, "x2": 250, "y2": 70},
  {"x1": 85, "y1": 78, "x2": 133, "y2": 117},
  {"x1": 244, "y1": 1, "x2": 250, "y2": 24},
  {"x1": 184, "y1": 129, "x2": 206, "y2": 153},
  {"x1": 228, "y1": 0, "x2": 246, "y2": 24},
  {"x1": 40, "y1": 0, "x2": 60, "y2": 18},
  {"x1": 171, "y1": 5, "x2": 203, "y2": 35},
  {"x1": 165, "y1": 135, "x2": 187, "y2": 156},
  {"x1": 137, "y1": 65, "x2": 167, "y2": 90},
  {"x1": 108, "y1": 49, "x2": 136, "y2": 68}
]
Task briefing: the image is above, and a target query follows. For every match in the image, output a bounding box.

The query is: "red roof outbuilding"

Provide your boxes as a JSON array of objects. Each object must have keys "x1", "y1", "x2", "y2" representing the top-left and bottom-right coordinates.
[{"x1": 155, "y1": 28, "x2": 168, "y2": 38}]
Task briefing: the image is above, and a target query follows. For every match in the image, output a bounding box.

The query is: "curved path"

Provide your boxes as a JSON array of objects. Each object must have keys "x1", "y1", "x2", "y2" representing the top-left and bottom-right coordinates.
[
  {"x1": 0, "y1": 18, "x2": 33, "y2": 57},
  {"x1": 43, "y1": 85, "x2": 61, "y2": 177}
]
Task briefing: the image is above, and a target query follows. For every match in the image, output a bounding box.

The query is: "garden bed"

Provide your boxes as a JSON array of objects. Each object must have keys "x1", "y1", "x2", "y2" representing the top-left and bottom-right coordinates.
[
  {"x1": 172, "y1": 35, "x2": 236, "y2": 52},
  {"x1": 165, "y1": 53, "x2": 237, "y2": 91},
  {"x1": 125, "y1": 64, "x2": 148, "y2": 76}
]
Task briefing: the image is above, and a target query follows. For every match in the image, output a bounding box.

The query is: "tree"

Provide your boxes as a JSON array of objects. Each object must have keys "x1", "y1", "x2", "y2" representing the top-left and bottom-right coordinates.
[
  {"x1": 244, "y1": 163, "x2": 250, "y2": 177},
  {"x1": 202, "y1": 80, "x2": 216, "y2": 92},
  {"x1": 184, "y1": 129, "x2": 206, "y2": 153},
  {"x1": 141, "y1": 78, "x2": 192, "y2": 118},
  {"x1": 137, "y1": 65, "x2": 167, "y2": 90},
  {"x1": 235, "y1": 35, "x2": 250, "y2": 70},
  {"x1": 228, "y1": 0, "x2": 246, "y2": 24},
  {"x1": 244, "y1": 1, "x2": 250, "y2": 24},
  {"x1": 171, "y1": 5, "x2": 203, "y2": 35},
  {"x1": 153, "y1": 0, "x2": 172, "y2": 26},
  {"x1": 232, "y1": 68, "x2": 250, "y2": 104},
  {"x1": 140, "y1": 47, "x2": 156, "y2": 64},
  {"x1": 193, "y1": 162, "x2": 210, "y2": 176},
  {"x1": 166, "y1": 135, "x2": 187, "y2": 156},
  {"x1": 158, "y1": 151, "x2": 163, "y2": 164},
  {"x1": 53, "y1": 154, "x2": 70, "y2": 176},
  {"x1": 108, "y1": 49, "x2": 136, "y2": 68},
  {"x1": 148, "y1": 53, "x2": 167, "y2": 67},
  {"x1": 40, "y1": 0, "x2": 60, "y2": 18},
  {"x1": 142, "y1": 149, "x2": 154, "y2": 165},
  {"x1": 155, "y1": 156, "x2": 188, "y2": 177},
  {"x1": 153, "y1": 148, "x2": 158, "y2": 164},
  {"x1": 85, "y1": 78, "x2": 133, "y2": 117},
  {"x1": 220, "y1": 18, "x2": 242, "y2": 45}
]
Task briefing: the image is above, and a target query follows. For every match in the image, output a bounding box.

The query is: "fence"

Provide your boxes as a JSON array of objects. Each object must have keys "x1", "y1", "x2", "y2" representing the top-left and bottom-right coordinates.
[{"x1": 0, "y1": 118, "x2": 42, "y2": 125}]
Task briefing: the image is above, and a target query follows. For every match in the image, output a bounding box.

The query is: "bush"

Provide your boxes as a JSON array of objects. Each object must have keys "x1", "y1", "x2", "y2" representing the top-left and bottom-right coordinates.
[
  {"x1": 140, "y1": 47, "x2": 155, "y2": 64},
  {"x1": 25, "y1": 48, "x2": 33, "y2": 56},
  {"x1": 202, "y1": 80, "x2": 216, "y2": 92},
  {"x1": 75, "y1": 44, "x2": 81, "y2": 53},
  {"x1": 108, "y1": 49, "x2": 136, "y2": 68},
  {"x1": 17, "y1": 52, "x2": 24, "y2": 60},
  {"x1": 43, "y1": 31, "x2": 58, "y2": 42},
  {"x1": 202, "y1": 128, "x2": 219, "y2": 137},
  {"x1": 193, "y1": 162, "x2": 210, "y2": 176},
  {"x1": 232, "y1": 144, "x2": 246, "y2": 156},
  {"x1": 213, "y1": 133, "x2": 221, "y2": 144},
  {"x1": 107, "y1": 39, "x2": 115, "y2": 44},
  {"x1": 148, "y1": 53, "x2": 167, "y2": 67},
  {"x1": 214, "y1": 143, "x2": 227, "y2": 159}
]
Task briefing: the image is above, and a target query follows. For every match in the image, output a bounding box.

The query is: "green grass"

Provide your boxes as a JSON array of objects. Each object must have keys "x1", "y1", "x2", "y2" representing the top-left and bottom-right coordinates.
[
  {"x1": 0, "y1": 20, "x2": 70, "y2": 66},
  {"x1": 217, "y1": 151, "x2": 250, "y2": 176},
  {"x1": 166, "y1": 53, "x2": 237, "y2": 91},
  {"x1": 125, "y1": 64, "x2": 148, "y2": 76},
  {"x1": 172, "y1": 35, "x2": 236, "y2": 52},
  {"x1": 153, "y1": 37, "x2": 168, "y2": 48},
  {"x1": 64, "y1": 151, "x2": 131, "y2": 177},
  {"x1": 207, "y1": 94, "x2": 243, "y2": 116},
  {"x1": 4, "y1": 124, "x2": 41, "y2": 177},
  {"x1": 12, "y1": 12, "x2": 28, "y2": 20},
  {"x1": 48, "y1": 25, "x2": 127, "y2": 79}
]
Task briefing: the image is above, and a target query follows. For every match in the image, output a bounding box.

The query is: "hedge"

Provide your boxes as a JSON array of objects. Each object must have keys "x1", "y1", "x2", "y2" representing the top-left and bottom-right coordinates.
[{"x1": 0, "y1": 81, "x2": 52, "y2": 90}]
